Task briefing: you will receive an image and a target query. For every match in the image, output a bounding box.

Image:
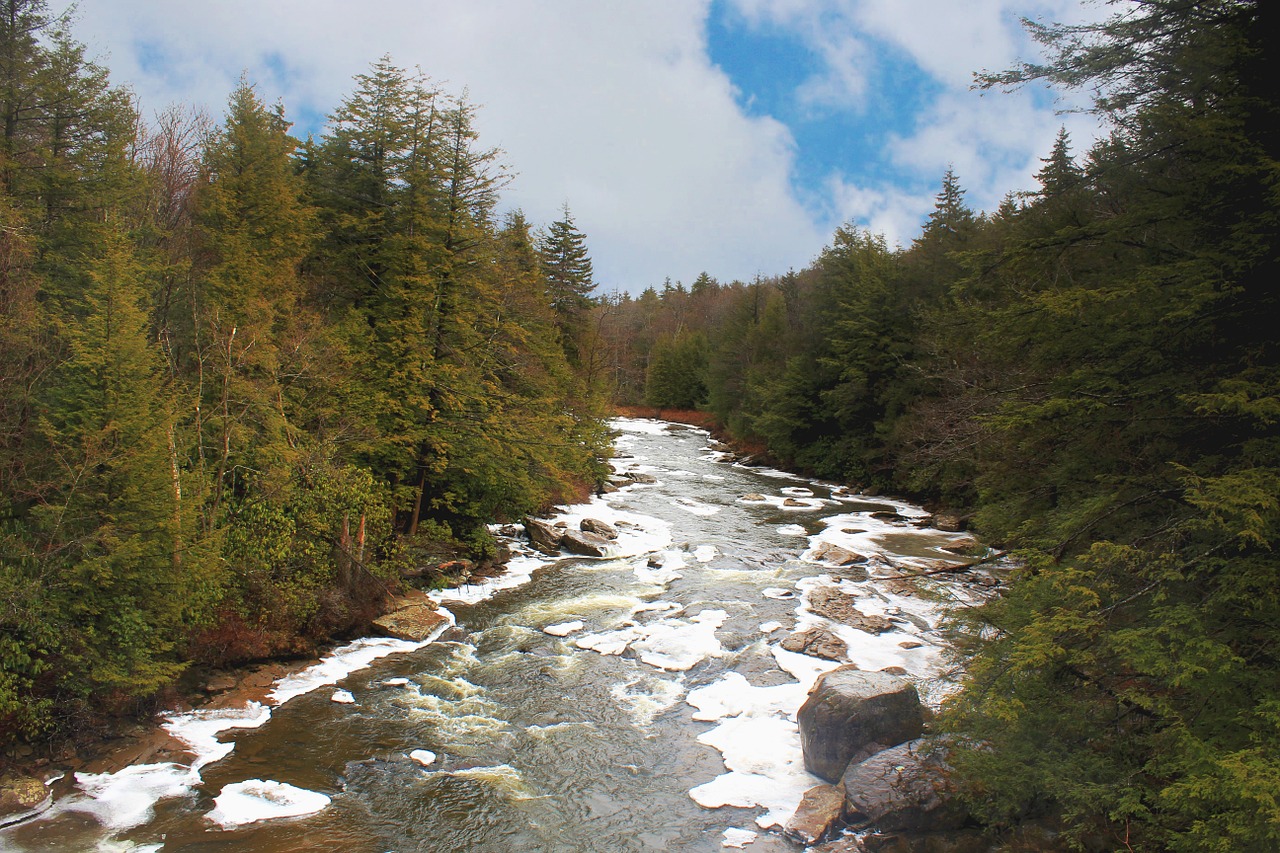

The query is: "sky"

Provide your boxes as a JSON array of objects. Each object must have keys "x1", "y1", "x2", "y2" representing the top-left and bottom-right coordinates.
[{"x1": 69, "y1": 0, "x2": 1111, "y2": 295}]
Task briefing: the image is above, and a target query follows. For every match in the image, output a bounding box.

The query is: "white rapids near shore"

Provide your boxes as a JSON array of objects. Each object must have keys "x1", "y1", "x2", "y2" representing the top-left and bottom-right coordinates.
[{"x1": 7, "y1": 417, "x2": 998, "y2": 852}]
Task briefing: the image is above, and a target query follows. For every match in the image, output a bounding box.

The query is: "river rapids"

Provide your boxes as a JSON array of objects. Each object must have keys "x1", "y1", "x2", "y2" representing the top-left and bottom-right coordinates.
[{"x1": 2, "y1": 418, "x2": 1001, "y2": 852}]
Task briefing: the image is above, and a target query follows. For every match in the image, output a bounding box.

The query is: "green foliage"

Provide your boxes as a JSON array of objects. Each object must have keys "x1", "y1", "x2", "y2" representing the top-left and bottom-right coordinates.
[
  {"x1": 592, "y1": 3, "x2": 1279, "y2": 846},
  {"x1": 0, "y1": 43, "x2": 609, "y2": 747},
  {"x1": 644, "y1": 331, "x2": 708, "y2": 409}
]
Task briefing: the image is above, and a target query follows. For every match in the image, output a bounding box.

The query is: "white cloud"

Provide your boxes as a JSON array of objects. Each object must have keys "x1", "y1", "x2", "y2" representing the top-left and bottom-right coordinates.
[
  {"x1": 71, "y1": 0, "x2": 1112, "y2": 291},
  {"x1": 73, "y1": 0, "x2": 825, "y2": 293}
]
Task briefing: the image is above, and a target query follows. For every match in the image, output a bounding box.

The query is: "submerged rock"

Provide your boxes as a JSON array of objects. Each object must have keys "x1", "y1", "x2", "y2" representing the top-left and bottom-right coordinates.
[
  {"x1": 784, "y1": 782, "x2": 847, "y2": 845},
  {"x1": 781, "y1": 627, "x2": 849, "y2": 661},
  {"x1": 0, "y1": 774, "x2": 51, "y2": 828},
  {"x1": 798, "y1": 667, "x2": 925, "y2": 783},
  {"x1": 842, "y1": 739, "x2": 966, "y2": 834}
]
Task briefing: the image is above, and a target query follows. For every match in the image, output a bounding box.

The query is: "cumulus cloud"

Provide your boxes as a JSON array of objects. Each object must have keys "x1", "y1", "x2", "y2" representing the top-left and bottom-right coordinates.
[{"x1": 71, "y1": 0, "x2": 1110, "y2": 292}]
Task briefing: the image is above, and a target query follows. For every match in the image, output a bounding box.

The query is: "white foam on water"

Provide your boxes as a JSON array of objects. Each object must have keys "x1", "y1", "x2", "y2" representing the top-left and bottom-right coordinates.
[
  {"x1": 686, "y1": 672, "x2": 805, "y2": 722},
  {"x1": 205, "y1": 779, "x2": 330, "y2": 828},
  {"x1": 761, "y1": 587, "x2": 795, "y2": 600},
  {"x1": 673, "y1": 497, "x2": 721, "y2": 516},
  {"x1": 574, "y1": 608, "x2": 727, "y2": 672},
  {"x1": 61, "y1": 763, "x2": 195, "y2": 831},
  {"x1": 429, "y1": 552, "x2": 544, "y2": 606},
  {"x1": 722, "y1": 827, "x2": 758, "y2": 847},
  {"x1": 759, "y1": 621, "x2": 784, "y2": 633},
  {"x1": 632, "y1": 609, "x2": 727, "y2": 671},
  {"x1": 611, "y1": 674, "x2": 688, "y2": 727},
  {"x1": 608, "y1": 417, "x2": 671, "y2": 435},
  {"x1": 780, "y1": 487, "x2": 813, "y2": 497},
  {"x1": 544, "y1": 620, "x2": 585, "y2": 637},
  {"x1": 693, "y1": 545, "x2": 719, "y2": 563},
  {"x1": 777, "y1": 524, "x2": 807, "y2": 536},
  {"x1": 383, "y1": 677, "x2": 411, "y2": 687},
  {"x1": 163, "y1": 702, "x2": 273, "y2": 772},
  {"x1": 408, "y1": 749, "x2": 437, "y2": 766},
  {"x1": 269, "y1": 636, "x2": 431, "y2": 705},
  {"x1": 733, "y1": 463, "x2": 804, "y2": 481},
  {"x1": 331, "y1": 689, "x2": 356, "y2": 704},
  {"x1": 688, "y1": 713, "x2": 819, "y2": 828}
]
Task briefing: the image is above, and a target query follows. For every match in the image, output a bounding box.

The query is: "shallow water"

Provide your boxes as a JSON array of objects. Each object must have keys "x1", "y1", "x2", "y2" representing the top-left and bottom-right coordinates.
[{"x1": 3, "y1": 419, "x2": 994, "y2": 853}]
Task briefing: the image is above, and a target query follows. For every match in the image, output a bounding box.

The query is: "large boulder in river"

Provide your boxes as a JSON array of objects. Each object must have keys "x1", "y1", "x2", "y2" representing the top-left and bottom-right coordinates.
[
  {"x1": 0, "y1": 774, "x2": 51, "y2": 828},
  {"x1": 524, "y1": 517, "x2": 564, "y2": 553},
  {"x1": 559, "y1": 529, "x2": 612, "y2": 557},
  {"x1": 841, "y1": 739, "x2": 966, "y2": 834},
  {"x1": 579, "y1": 518, "x2": 618, "y2": 539},
  {"x1": 798, "y1": 666, "x2": 924, "y2": 783}
]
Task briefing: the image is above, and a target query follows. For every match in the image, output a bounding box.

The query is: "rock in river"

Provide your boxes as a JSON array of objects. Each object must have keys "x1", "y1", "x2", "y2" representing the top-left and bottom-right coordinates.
[
  {"x1": 0, "y1": 774, "x2": 51, "y2": 828},
  {"x1": 842, "y1": 739, "x2": 966, "y2": 834},
  {"x1": 781, "y1": 627, "x2": 848, "y2": 661},
  {"x1": 798, "y1": 666, "x2": 924, "y2": 783}
]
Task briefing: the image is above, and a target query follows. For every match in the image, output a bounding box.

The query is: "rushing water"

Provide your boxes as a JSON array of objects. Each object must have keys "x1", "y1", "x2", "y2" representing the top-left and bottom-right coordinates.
[{"x1": 4, "y1": 419, "x2": 997, "y2": 853}]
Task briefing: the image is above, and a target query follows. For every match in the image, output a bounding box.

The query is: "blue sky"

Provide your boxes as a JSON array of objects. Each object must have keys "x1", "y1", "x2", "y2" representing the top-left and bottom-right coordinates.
[{"x1": 73, "y1": 0, "x2": 1107, "y2": 293}]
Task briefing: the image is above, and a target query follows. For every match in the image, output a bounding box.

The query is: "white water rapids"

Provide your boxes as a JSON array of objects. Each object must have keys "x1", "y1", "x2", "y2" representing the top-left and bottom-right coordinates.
[{"x1": 2, "y1": 418, "x2": 1000, "y2": 852}]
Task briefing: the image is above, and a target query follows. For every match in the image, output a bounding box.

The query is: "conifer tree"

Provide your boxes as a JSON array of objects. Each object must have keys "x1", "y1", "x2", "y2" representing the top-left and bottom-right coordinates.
[{"x1": 538, "y1": 204, "x2": 596, "y2": 365}]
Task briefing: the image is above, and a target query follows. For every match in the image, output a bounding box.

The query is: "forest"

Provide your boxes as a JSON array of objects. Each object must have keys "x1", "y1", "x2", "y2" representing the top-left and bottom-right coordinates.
[
  {"x1": 2, "y1": 0, "x2": 1277, "y2": 849},
  {"x1": 0, "y1": 1, "x2": 608, "y2": 744},
  {"x1": 593, "y1": 1, "x2": 1278, "y2": 848}
]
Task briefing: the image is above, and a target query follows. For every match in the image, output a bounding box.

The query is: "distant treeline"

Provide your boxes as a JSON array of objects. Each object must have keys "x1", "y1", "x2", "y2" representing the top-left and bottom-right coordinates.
[
  {"x1": 595, "y1": 1, "x2": 1278, "y2": 848},
  {"x1": 1, "y1": 1, "x2": 607, "y2": 742}
]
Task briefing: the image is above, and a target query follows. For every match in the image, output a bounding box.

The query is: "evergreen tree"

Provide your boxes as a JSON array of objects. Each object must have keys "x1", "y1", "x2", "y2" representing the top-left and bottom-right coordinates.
[{"x1": 538, "y1": 204, "x2": 595, "y2": 364}]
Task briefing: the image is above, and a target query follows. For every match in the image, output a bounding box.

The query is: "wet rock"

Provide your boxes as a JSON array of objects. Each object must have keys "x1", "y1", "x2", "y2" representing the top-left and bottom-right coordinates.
[
  {"x1": 898, "y1": 641, "x2": 925, "y2": 650},
  {"x1": 871, "y1": 511, "x2": 906, "y2": 523},
  {"x1": 841, "y1": 528, "x2": 867, "y2": 535},
  {"x1": 841, "y1": 739, "x2": 966, "y2": 834},
  {"x1": 808, "y1": 587, "x2": 895, "y2": 634},
  {"x1": 580, "y1": 518, "x2": 618, "y2": 539},
  {"x1": 810, "y1": 542, "x2": 870, "y2": 567},
  {"x1": 798, "y1": 666, "x2": 925, "y2": 783},
  {"x1": 742, "y1": 493, "x2": 768, "y2": 502},
  {"x1": 783, "y1": 497, "x2": 812, "y2": 507},
  {"x1": 879, "y1": 666, "x2": 908, "y2": 676},
  {"x1": 372, "y1": 600, "x2": 450, "y2": 642},
  {"x1": 784, "y1": 782, "x2": 847, "y2": 845},
  {"x1": 0, "y1": 774, "x2": 51, "y2": 828},
  {"x1": 559, "y1": 529, "x2": 612, "y2": 557},
  {"x1": 931, "y1": 513, "x2": 965, "y2": 533},
  {"x1": 625, "y1": 472, "x2": 658, "y2": 484},
  {"x1": 781, "y1": 627, "x2": 848, "y2": 661},
  {"x1": 203, "y1": 674, "x2": 238, "y2": 693},
  {"x1": 598, "y1": 481, "x2": 619, "y2": 494},
  {"x1": 940, "y1": 536, "x2": 981, "y2": 555},
  {"x1": 524, "y1": 517, "x2": 564, "y2": 553}
]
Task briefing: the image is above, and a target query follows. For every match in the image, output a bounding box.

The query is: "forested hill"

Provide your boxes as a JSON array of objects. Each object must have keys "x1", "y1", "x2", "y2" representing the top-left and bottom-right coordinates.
[
  {"x1": 1, "y1": 6, "x2": 609, "y2": 742},
  {"x1": 597, "y1": 1, "x2": 1279, "y2": 848}
]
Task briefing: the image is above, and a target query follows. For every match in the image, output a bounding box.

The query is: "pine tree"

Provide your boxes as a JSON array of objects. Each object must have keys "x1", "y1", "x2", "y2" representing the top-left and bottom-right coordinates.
[{"x1": 538, "y1": 204, "x2": 595, "y2": 365}]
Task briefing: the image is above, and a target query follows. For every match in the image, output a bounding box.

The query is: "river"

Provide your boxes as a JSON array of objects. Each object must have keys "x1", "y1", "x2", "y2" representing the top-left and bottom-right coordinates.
[{"x1": 2, "y1": 418, "x2": 997, "y2": 852}]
